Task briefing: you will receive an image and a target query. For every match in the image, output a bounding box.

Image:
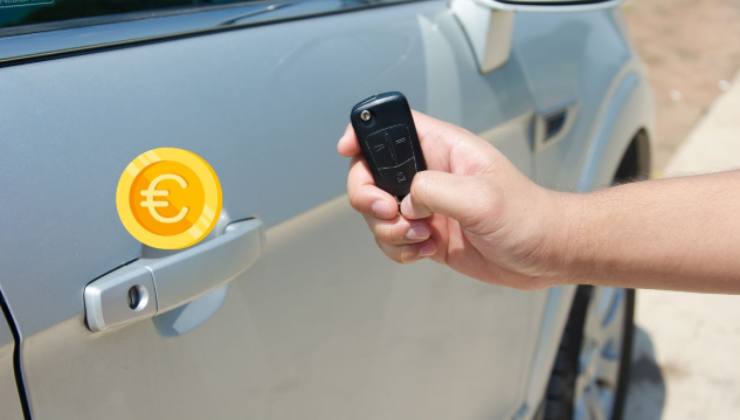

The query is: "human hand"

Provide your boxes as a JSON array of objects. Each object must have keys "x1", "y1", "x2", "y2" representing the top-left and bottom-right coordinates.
[{"x1": 337, "y1": 111, "x2": 569, "y2": 290}]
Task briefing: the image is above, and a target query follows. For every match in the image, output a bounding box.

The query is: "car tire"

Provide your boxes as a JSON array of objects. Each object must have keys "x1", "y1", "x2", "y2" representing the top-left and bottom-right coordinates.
[{"x1": 543, "y1": 286, "x2": 635, "y2": 420}]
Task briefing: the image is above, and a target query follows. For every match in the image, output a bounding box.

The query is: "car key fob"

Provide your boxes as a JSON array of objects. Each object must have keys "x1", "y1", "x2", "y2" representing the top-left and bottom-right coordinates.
[{"x1": 350, "y1": 91, "x2": 426, "y2": 201}]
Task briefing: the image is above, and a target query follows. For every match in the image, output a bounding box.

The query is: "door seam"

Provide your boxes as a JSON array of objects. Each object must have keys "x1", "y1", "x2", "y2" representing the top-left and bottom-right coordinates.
[{"x1": 0, "y1": 288, "x2": 32, "y2": 420}]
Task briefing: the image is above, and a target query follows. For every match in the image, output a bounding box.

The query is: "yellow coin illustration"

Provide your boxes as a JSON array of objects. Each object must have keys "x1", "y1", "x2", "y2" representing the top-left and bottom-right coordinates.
[{"x1": 116, "y1": 147, "x2": 222, "y2": 250}]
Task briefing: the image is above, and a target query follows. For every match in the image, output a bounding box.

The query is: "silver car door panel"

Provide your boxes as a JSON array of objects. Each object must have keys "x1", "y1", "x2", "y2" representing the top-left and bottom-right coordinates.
[{"x1": 0, "y1": 2, "x2": 563, "y2": 419}]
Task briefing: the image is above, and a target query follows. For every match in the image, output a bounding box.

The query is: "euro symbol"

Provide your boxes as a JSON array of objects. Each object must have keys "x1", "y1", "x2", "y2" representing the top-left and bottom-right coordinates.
[{"x1": 140, "y1": 174, "x2": 189, "y2": 224}]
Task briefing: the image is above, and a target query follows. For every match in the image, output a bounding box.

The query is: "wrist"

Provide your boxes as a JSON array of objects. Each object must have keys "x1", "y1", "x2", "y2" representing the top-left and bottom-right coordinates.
[{"x1": 539, "y1": 190, "x2": 594, "y2": 286}]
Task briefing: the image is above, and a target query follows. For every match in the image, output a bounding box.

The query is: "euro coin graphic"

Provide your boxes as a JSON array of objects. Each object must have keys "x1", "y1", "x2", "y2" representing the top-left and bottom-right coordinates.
[{"x1": 116, "y1": 147, "x2": 222, "y2": 250}]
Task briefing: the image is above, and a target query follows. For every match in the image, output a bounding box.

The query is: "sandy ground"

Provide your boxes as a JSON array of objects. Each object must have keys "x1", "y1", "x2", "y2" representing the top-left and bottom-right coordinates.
[
  {"x1": 620, "y1": 3, "x2": 740, "y2": 416},
  {"x1": 622, "y1": 0, "x2": 740, "y2": 173},
  {"x1": 624, "y1": 70, "x2": 740, "y2": 419}
]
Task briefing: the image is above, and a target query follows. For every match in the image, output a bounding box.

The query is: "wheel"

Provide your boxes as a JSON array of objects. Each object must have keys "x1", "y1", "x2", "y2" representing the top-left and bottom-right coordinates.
[{"x1": 543, "y1": 286, "x2": 635, "y2": 420}]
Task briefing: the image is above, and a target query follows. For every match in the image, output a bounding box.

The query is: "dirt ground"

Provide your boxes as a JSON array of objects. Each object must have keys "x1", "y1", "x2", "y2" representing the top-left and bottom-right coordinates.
[{"x1": 622, "y1": 0, "x2": 740, "y2": 173}]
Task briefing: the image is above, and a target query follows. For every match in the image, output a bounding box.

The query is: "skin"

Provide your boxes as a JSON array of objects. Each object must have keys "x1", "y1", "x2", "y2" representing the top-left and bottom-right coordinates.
[{"x1": 338, "y1": 111, "x2": 740, "y2": 294}]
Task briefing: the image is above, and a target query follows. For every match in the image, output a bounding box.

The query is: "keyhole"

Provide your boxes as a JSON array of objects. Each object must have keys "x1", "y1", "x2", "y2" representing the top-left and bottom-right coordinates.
[{"x1": 127, "y1": 285, "x2": 149, "y2": 311}]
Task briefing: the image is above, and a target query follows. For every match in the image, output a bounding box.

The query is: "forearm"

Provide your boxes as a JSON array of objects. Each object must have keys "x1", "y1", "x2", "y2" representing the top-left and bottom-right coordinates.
[{"x1": 555, "y1": 171, "x2": 740, "y2": 293}]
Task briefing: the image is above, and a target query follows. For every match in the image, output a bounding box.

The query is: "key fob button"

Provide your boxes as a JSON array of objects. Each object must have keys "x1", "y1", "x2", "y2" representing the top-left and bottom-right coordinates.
[
  {"x1": 365, "y1": 132, "x2": 395, "y2": 168},
  {"x1": 378, "y1": 157, "x2": 417, "y2": 196},
  {"x1": 365, "y1": 125, "x2": 413, "y2": 169},
  {"x1": 395, "y1": 171, "x2": 407, "y2": 183},
  {"x1": 385, "y1": 125, "x2": 413, "y2": 163}
]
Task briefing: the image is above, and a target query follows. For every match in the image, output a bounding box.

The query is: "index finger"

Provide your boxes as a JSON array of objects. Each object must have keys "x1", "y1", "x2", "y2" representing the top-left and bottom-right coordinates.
[
  {"x1": 347, "y1": 156, "x2": 399, "y2": 220},
  {"x1": 337, "y1": 124, "x2": 361, "y2": 157}
]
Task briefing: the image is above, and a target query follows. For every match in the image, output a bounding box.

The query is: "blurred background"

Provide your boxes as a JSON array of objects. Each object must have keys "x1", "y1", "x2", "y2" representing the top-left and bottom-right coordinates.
[
  {"x1": 624, "y1": 0, "x2": 740, "y2": 173},
  {"x1": 622, "y1": 0, "x2": 740, "y2": 418}
]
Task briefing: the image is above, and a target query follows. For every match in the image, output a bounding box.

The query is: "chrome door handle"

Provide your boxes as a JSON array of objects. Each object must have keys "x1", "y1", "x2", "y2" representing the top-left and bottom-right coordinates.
[{"x1": 84, "y1": 218, "x2": 264, "y2": 332}]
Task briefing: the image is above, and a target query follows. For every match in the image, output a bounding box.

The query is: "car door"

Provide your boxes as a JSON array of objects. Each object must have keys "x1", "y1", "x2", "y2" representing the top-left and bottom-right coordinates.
[{"x1": 0, "y1": 1, "x2": 549, "y2": 419}]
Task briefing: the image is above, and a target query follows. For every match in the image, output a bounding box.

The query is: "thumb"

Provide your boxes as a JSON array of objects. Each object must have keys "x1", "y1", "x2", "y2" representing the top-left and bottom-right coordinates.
[{"x1": 401, "y1": 171, "x2": 491, "y2": 223}]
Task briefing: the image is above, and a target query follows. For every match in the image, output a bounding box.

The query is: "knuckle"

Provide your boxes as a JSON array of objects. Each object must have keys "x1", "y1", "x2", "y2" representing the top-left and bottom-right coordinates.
[
  {"x1": 390, "y1": 223, "x2": 408, "y2": 244},
  {"x1": 375, "y1": 238, "x2": 405, "y2": 264},
  {"x1": 347, "y1": 190, "x2": 365, "y2": 212},
  {"x1": 375, "y1": 224, "x2": 401, "y2": 243},
  {"x1": 372, "y1": 224, "x2": 390, "y2": 242}
]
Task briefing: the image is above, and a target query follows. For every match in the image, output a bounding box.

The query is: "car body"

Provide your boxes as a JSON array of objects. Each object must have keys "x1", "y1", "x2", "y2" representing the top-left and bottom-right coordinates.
[{"x1": 0, "y1": 1, "x2": 652, "y2": 419}]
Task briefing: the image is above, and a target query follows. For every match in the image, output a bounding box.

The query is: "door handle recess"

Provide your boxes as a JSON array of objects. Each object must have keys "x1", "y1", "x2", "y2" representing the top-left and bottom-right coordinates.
[
  {"x1": 84, "y1": 218, "x2": 264, "y2": 332},
  {"x1": 533, "y1": 101, "x2": 578, "y2": 152}
]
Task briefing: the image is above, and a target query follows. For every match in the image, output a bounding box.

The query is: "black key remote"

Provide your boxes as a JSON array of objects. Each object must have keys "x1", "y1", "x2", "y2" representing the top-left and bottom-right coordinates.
[{"x1": 350, "y1": 91, "x2": 426, "y2": 201}]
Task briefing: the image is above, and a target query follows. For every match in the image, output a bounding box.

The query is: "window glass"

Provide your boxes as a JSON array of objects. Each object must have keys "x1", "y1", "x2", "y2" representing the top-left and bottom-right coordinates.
[{"x1": 0, "y1": 0, "x2": 252, "y2": 31}]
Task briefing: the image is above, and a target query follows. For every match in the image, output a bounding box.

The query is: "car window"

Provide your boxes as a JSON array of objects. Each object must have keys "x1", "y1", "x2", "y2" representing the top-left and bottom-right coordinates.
[
  {"x1": 0, "y1": 0, "x2": 258, "y2": 31},
  {"x1": 0, "y1": 0, "x2": 419, "y2": 64}
]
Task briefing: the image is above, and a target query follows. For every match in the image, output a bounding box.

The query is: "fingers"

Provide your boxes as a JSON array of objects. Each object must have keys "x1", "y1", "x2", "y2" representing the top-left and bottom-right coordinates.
[
  {"x1": 361, "y1": 209, "x2": 437, "y2": 263},
  {"x1": 409, "y1": 109, "x2": 450, "y2": 139},
  {"x1": 341, "y1": 126, "x2": 399, "y2": 220},
  {"x1": 364, "y1": 215, "x2": 432, "y2": 245},
  {"x1": 410, "y1": 110, "x2": 496, "y2": 172},
  {"x1": 337, "y1": 124, "x2": 361, "y2": 157},
  {"x1": 347, "y1": 156, "x2": 398, "y2": 219},
  {"x1": 376, "y1": 238, "x2": 438, "y2": 264},
  {"x1": 347, "y1": 153, "x2": 439, "y2": 263},
  {"x1": 401, "y1": 171, "x2": 494, "y2": 225}
]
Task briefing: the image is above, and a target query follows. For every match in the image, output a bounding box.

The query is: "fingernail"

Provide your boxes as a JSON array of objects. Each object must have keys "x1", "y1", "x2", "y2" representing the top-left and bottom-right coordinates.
[
  {"x1": 406, "y1": 223, "x2": 430, "y2": 240},
  {"x1": 400, "y1": 195, "x2": 412, "y2": 216},
  {"x1": 371, "y1": 200, "x2": 397, "y2": 219},
  {"x1": 418, "y1": 241, "x2": 437, "y2": 257}
]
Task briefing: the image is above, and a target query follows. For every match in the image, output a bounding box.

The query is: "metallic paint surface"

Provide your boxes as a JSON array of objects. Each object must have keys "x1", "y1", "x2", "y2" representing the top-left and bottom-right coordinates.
[{"x1": 0, "y1": 1, "x2": 652, "y2": 419}]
